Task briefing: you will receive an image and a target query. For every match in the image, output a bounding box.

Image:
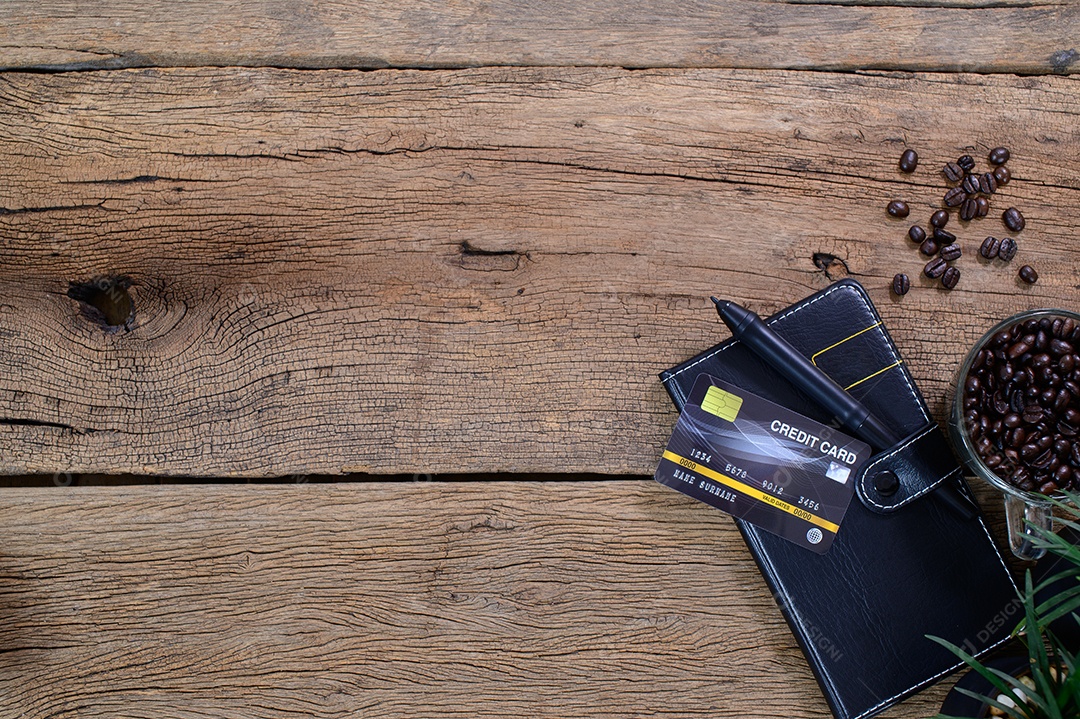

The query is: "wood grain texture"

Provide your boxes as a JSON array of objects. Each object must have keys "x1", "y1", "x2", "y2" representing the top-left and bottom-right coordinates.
[
  {"x1": 1, "y1": 67, "x2": 1079, "y2": 476},
  {"x1": 0, "y1": 0, "x2": 1078, "y2": 74},
  {"x1": 0, "y1": 481, "x2": 954, "y2": 718}
]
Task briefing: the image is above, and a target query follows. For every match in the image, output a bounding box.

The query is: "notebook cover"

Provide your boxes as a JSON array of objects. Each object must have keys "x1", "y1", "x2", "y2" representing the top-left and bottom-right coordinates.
[{"x1": 659, "y1": 279, "x2": 1018, "y2": 719}]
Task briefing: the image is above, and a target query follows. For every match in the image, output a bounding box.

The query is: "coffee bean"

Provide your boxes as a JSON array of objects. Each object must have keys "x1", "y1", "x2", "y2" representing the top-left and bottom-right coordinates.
[
  {"x1": 960, "y1": 197, "x2": 978, "y2": 221},
  {"x1": 924, "y1": 257, "x2": 947, "y2": 279},
  {"x1": 1003, "y1": 207, "x2": 1025, "y2": 232},
  {"x1": 943, "y1": 162, "x2": 965, "y2": 183},
  {"x1": 930, "y1": 210, "x2": 949, "y2": 228},
  {"x1": 998, "y1": 237, "x2": 1018, "y2": 262},
  {"x1": 979, "y1": 236, "x2": 1001, "y2": 259},
  {"x1": 932, "y1": 227, "x2": 956, "y2": 243},
  {"x1": 940, "y1": 243, "x2": 962, "y2": 261},
  {"x1": 993, "y1": 165, "x2": 1011, "y2": 185},
  {"x1": 962, "y1": 174, "x2": 982, "y2": 195},
  {"x1": 980, "y1": 172, "x2": 998, "y2": 195},
  {"x1": 975, "y1": 196, "x2": 990, "y2": 217},
  {"x1": 1019, "y1": 265, "x2": 1039, "y2": 284},
  {"x1": 957, "y1": 155, "x2": 976, "y2": 171},
  {"x1": 942, "y1": 266, "x2": 961, "y2": 289},
  {"x1": 989, "y1": 147, "x2": 1010, "y2": 165},
  {"x1": 920, "y1": 237, "x2": 940, "y2": 256},
  {"x1": 1051, "y1": 338, "x2": 1073, "y2": 356},
  {"x1": 944, "y1": 187, "x2": 966, "y2": 207},
  {"x1": 887, "y1": 200, "x2": 910, "y2": 218},
  {"x1": 908, "y1": 225, "x2": 926, "y2": 243},
  {"x1": 899, "y1": 149, "x2": 919, "y2": 173},
  {"x1": 892, "y1": 273, "x2": 910, "y2": 296}
]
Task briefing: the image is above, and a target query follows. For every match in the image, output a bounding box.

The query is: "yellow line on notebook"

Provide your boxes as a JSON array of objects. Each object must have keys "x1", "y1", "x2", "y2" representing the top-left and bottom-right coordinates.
[
  {"x1": 661, "y1": 450, "x2": 840, "y2": 533},
  {"x1": 810, "y1": 322, "x2": 883, "y2": 366},
  {"x1": 844, "y1": 360, "x2": 903, "y2": 391}
]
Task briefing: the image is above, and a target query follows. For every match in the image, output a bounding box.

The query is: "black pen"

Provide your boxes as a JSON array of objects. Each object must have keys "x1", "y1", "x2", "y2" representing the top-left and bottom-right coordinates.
[{"x1": 711, "y1": 297, "x2": 977, "y2": 518}]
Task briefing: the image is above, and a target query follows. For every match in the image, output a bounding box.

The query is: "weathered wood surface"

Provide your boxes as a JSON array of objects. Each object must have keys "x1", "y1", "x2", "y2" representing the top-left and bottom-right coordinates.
[
  {"x1": 0, "y1": 481, "x2": 952, "y2": 718},
  {"x1": 0, "y1": 0, "x2": 1078, "y2": 74},
  {"x1": 1, "y1": 67, "x2": 1078, "y2": 476}
]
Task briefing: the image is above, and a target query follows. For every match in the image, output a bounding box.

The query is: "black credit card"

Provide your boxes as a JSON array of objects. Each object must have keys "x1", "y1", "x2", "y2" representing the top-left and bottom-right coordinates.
[{"x1": 655, "y1": 374, "x2": 870, "y2": 554}]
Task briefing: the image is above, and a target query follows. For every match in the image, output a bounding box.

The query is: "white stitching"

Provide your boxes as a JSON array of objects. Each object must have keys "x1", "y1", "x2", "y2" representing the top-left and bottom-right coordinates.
[
  {"x1": 858, "y1": 424, "x2": 955, "y2": 511},
  {"x1": 664, "y1": 283, "x2": 927, "y2": 416},
  {"x1": 661, "y1": 280, "x2": 1021, "y2": 714}
]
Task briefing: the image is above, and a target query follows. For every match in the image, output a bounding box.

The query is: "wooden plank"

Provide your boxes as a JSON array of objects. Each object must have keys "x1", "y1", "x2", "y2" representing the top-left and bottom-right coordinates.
[
  {"x1": 0, "y1": 481, "x2": 954, "y2": 717},
  {"x1": 0, "y1": 1, "x2": 1078, "y2": 74},
  {"x1": 1, "y1": 67, "x2": 1078, "y2": 476}
]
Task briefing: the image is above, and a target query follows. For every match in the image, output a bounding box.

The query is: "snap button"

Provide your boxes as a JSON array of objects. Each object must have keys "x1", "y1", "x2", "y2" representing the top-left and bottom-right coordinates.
[{"x1": 873, "y1": 471, "x2": 900, "y2": 497}]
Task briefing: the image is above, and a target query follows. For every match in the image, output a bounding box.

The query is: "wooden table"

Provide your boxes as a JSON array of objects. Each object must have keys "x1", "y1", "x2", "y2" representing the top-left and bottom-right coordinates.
[{"x1": 1, "y1": 3, "x2": 1078, "y2": 717}]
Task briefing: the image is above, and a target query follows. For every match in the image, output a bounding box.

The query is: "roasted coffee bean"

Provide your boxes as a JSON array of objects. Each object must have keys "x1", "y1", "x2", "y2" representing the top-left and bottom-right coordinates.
[
  {"x1": 940, "y1": 243, "x2": 962, "y2": 261},
  {"x1": 1003, "y1": 207, "x2": 1025, "y2": 232},
  {"x1": 943, "y1": 162, "x2": 965, "y2": 182},
  {"x1": 920, "y1": 237, "x2": 940, "y2": 256},
  {"x1": 1051, "y1": 338, "x2": 1073, "y2": 356},
  {"x1": 1009, "y1": 339, "x2": 1033, "y2": 359},
  {"x1": 944, "y1": 187, "x2": 967, "y2": 207},
  {"x1": 975, "y1": 196, "x2": 990, "y2": 217},
  {"x1": 960, "y1": 197, "x2": 978, "y2": 221},
  {"x1": 899, "y1": 149, "x2": 919, "y2": 173},
  {"x1": 989, "y1": 147, "x2": 1010, "y2": 165},
  {"x1": 962, "y1": 174, "x2": 982, "y2": 195},
  {"x1": 1023, "y1": 406, "x2": 1045, "y2": 424},
  {"x1": 930, "y1": 210, "x2": 949, "y2": 228},
  {"x1": 997, "y1": 237, "x2": 1018, "y2": 262},
  {"x1": 1019, "y1": 265, "x2": 1039, "y2": 284},
  {"x1": 924, "y1": 257, "x2": 947, "y2": 279},
  {"x1": 993, "y1": 165, "x2": 1011, "y2": 185},
  {"x1": 932, "y1": 227, "x2": 956, "y2": 243},
  {"x1": 891, "y1": 273, "x2": 910, "y2": 296},
  {"x1": 980, "y1": 172, "x2": 998, "y2": 195},
  {"x1": 941, "y1": 266, "x2": 961, "y2": 289},
  {"x1": 887, "y1": 200, "x2": 910, "y2": 218},
  {"x1": 957, "y1": 154, "x2": 976, "y2": 171},
  {"x1": 908, "y1": 225, "x2": 926, "y2": 243},
  {"x1": 980, "y1": 236, "x2": 1002, "y2": 259}
]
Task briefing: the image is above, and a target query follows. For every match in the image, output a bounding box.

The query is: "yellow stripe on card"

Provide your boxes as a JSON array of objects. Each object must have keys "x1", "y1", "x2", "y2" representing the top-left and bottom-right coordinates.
[{"x1": 661, "y1": 450, "x2": 840, "y2": 533}]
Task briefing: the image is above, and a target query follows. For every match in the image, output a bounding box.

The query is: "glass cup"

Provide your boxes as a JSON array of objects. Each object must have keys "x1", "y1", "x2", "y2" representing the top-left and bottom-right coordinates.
[{"x1": 948, "y1": 309, "x2": 1080, "y2": 561}]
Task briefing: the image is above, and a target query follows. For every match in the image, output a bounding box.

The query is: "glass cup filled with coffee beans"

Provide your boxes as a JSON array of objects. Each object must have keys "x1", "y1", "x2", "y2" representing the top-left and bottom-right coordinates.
[{"x1": 948, "y1": 309, "x2": 1080, "y2": 560}]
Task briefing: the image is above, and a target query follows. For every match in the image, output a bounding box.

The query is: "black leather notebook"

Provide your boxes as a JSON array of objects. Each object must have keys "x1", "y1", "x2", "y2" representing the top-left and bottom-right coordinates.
[{"x1": 659, "y1": 279, "x2": 1018, "y2": 719}]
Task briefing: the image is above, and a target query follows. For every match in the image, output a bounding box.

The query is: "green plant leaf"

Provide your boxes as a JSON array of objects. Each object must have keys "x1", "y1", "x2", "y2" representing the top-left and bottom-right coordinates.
[
  {"x1": 927, "y1": 635, "x2": 1029, "y2": 710},
  {"x1": 953, "y1": 686, "x2": 1030, "y2": 719}
]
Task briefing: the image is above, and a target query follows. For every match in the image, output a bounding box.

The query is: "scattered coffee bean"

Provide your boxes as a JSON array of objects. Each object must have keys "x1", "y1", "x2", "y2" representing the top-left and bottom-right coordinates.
[
  {"x1": 920, "y1": 237, "x2": 941, "y2": 256},
  {"x1": 1019, "y1": 265, "x2": 1039, "y2": 284},
  {"x1": 1003, "y1": 207, "x2": 1025, "y2": 232},
  {"x1": 933, "y1": 227, "x2": 956, "y2": 243},
  {"x1": 960, "y1": 197, "x2": 978, "y2": 221},
  {"x1": 980, "y1": 236, "x2": 1002, "y2": 259},
  {"x1": 924, "y1": 257, "x2": 948, "y2": 278},
  {"x1": 942, "y1": 266, "x2": 961, "y2": 289},
  {"x1": 975, "y1": 196, "x2": 990, "y2": 217},
  {"x1": 887, "y1": 200, "x2": 910, "y2": 218},
  {"x1": 980, "y1": 172, "x2": 998, "y2": 195},
  {"x1": 944, "y1": 187, "x2": 967, "y2": 207},
  {"x1": 963, "y1": 314, "x2": 1080, "y2": 493},
  {"x1": 940, "y1": 243, "x2": 962, "y2": 261},
  {"x1": 989, "y1": 147, "x2": 1010, "y2": 165},
  {"x1": 993, "y1": 165, "x2": 1011, "y2": 185},
  {"x1": 930, "y1": 210, "x2": 949, "y2": 228},
  {"x1": 998, "y1": 237, "x2": 1018, "y2": 262},
  {"x1": 899, "y1": 149, "x2": 919, "y2": 173},
  {"x1": 943, "y1": 162, "x2": 965, "y2": 183},
  {"x1": 957, "y1": 155, "x2": 976, "y2": 171},
  {"x1": 892, "y1": 273, "x2": 911, "y2": 296},
  {"x1": 962, "y1": 174, "x2": 982, "y2": 195},
  {"x1": 908, "y1": 225, "x2": 926, "y2": 243}
]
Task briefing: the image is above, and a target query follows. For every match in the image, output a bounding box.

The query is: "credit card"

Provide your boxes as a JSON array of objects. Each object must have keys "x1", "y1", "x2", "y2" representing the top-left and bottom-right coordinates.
[{"x1": 655, "y1": 374, "x2": 871, "y2": 554}]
